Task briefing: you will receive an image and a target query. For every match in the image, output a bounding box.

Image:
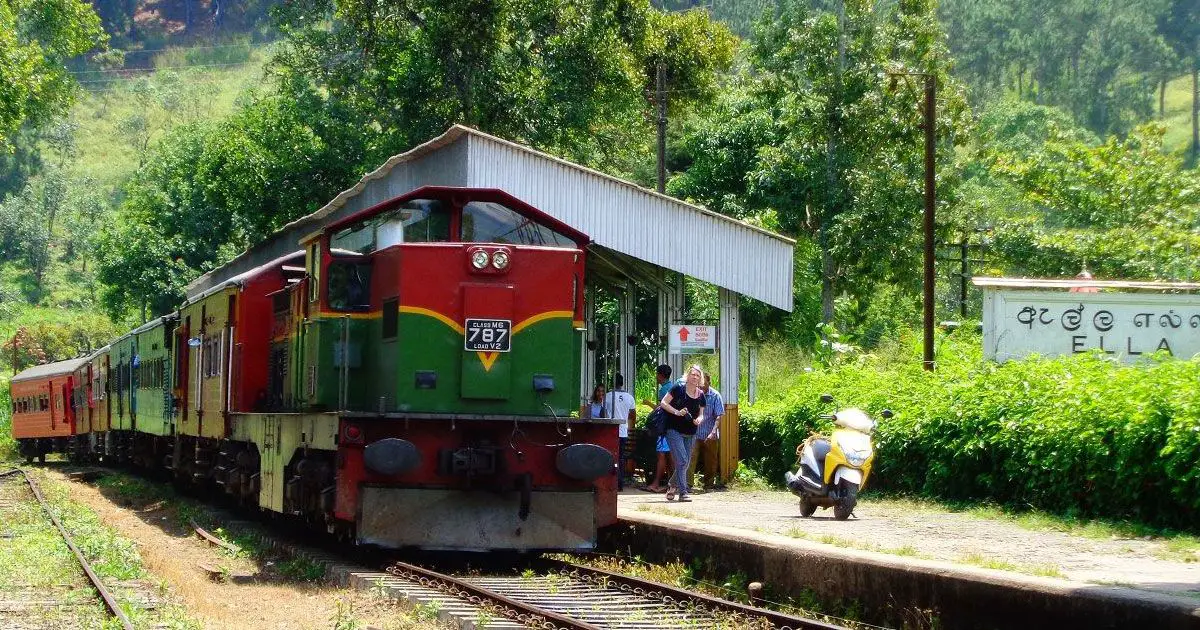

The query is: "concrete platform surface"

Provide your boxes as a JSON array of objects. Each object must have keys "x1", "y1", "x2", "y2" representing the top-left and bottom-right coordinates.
[{"x1": 617, "y1": 486, "x2": 1200, "y2": 598}]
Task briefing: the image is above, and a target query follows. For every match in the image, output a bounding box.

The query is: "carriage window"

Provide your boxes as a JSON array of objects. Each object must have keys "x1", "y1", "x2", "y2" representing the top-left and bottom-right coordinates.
[
  {"x1": 331, "y1": 199, "x2": 449, "y2": 255},
  {"x1": 461, "y1": 201, "x2": 575, "y2": 248},
  {"x1": 382, "y1": 298, "x2": 399, "y2": 339},
  {"x1": 327, "y1": 261, "x2": 373, "y2": 312}
]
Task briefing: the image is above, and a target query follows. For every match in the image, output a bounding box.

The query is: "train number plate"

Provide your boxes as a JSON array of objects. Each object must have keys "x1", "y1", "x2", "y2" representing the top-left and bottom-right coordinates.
[{"x1": 464, "y1": 318, "x2": 512, "y2": 352}]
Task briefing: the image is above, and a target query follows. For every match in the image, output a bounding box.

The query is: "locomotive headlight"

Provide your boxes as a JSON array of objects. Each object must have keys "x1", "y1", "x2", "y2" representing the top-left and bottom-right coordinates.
[
  {"x1": 470, "y1": 250, "x2": 490, "y2": 269},
  {"x1": 491, "y1": 250, "x2": 509, "y2": 270}
]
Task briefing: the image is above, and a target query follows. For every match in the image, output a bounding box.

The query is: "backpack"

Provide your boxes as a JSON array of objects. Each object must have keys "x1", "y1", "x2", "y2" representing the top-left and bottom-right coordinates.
[{"x1": 646, "y1": 407, "x2": 668, "y2": 439}]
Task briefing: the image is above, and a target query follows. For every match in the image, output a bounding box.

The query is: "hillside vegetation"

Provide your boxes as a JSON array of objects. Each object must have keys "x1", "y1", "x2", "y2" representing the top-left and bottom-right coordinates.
[
  {"x1": 739, "y1": 332, "x2": 1200, "y2": 530},
  {"x1": 1, "y1": 0, "x2": 1199, "y2": 529}
]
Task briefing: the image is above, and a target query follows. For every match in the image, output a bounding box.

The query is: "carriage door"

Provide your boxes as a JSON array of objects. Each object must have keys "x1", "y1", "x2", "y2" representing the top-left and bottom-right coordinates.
[
  {"x1": 174, "y1": 321, "x2": 190, "y2": 434},
  {"x1": 460, "y1": 284, "x2": 513, "y2": 400},
  {"x1": 63, "y1": 381, "x2": 75, "y2": 434}
]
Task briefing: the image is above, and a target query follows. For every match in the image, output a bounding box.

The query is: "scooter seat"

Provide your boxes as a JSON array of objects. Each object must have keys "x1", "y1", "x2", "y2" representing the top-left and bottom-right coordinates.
[{"x1": 810, "y1": 437, "x2": 831, "y2": 472}]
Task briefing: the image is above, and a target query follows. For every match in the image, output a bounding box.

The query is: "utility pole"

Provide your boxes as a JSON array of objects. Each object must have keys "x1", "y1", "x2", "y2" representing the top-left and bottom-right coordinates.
[
  {"x1": 959, "y1": 239, "x2": 968, "y2": 319},
  {"x1": 656, "y1": 61, "x2": 667, "y2": 194},
  {"x1": 922, "y1": 73, "x2": 936, "y2": 371}
]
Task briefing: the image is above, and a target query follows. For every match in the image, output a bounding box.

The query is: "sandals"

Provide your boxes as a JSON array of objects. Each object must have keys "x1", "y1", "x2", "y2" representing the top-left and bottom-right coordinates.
[{"x1": 665, "y1": 488, "x2": 676, "y2": 501}]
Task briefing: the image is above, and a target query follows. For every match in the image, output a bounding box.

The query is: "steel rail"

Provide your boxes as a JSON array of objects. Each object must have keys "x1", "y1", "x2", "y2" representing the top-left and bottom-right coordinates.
[
  {"x1": 0, "y1": 469, "x2": 135, "y2": 630},
  {"x1": 191, "y1": 519, "x2": 242, "y2": 555},
  {"x1": 537, "y1": 557, "x2": 846, "y2": 630},
  {"x1": 386, "y1": 559, "x2": 604, "y2": 630}
]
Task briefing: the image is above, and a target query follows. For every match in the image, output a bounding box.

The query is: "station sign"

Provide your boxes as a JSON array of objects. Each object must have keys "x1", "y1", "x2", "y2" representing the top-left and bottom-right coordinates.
[
  {"x1": 668, "y1": 324, "x2": 716, "y2": 355},
  {"x1": 982, "y1": 290, "x2": 1200, "y2": 362}
]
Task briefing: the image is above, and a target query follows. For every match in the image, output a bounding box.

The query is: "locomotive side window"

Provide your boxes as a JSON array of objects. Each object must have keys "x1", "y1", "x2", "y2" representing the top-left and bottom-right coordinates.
[
  {"x1": 461, "y1": 201, "x2": 575, "y2": 248},
  {"x1": 328, "y1": 261, "x2": 373, "y2": 312},
  {"x1": 382, "y1": 298, "x2": 399, "y2": 339},
  {"x1": 331, "y1": 199, "x2": 449, "y2": 255}
]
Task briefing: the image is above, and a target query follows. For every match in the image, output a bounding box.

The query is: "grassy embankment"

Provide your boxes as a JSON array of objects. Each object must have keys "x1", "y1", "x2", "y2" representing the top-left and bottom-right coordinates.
[
  {"x1": 0, "y1": 467, "x2": 202, "y2": 628},
  {"x1": 1160, "y1": 72, "x2": 1197, "y2": 158}
]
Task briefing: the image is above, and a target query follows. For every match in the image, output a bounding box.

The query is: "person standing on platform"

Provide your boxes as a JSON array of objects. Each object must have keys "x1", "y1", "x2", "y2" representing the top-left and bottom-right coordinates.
[
  {"x1": 660, "y1": 364, "x2": 706, "y2": 502},
  {"x1": 604, "y1": 374, "x2": 637, "y2": 491},
  {"x1": 641, "y1": 364, "x2": 674, "y2": 492},
  {"x1": 689, "y1": 371, "x2": 725, "y2": 492},
  {"x1": 587, "y1": 384, "x2": 606, "y2": 419}
]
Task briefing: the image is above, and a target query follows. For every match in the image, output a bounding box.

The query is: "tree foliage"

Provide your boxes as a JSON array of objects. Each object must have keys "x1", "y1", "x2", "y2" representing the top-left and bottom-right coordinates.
[
  {"x1": 940, "y1": 0, "x2": 1185, "y2": 137},
  {"x1": 0, "y1": 0, "x2": 105, "y2": 149},
  {"x1": 97, "y1": 0, "x2": 736, "y2": 321},
  {"x1": 671, "y1": 0, "x2": 970, "y2": 324},
  {"x1": 967, "y1": 100, "x2": 1200, "y2": 280},
  {"x1": 270, "y1": 0, "x2": 735, "y2": 172}
]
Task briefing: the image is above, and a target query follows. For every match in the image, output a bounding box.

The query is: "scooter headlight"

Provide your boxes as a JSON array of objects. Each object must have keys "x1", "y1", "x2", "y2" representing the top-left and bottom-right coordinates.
[{"x1": 845, "y1": 449, "x2": 870, "y2": 467}]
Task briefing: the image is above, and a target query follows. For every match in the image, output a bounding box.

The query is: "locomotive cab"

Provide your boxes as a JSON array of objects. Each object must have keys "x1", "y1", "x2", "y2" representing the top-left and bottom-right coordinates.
[{"x1": 293, "y1": 187, "x2": 614, "y2": 551}]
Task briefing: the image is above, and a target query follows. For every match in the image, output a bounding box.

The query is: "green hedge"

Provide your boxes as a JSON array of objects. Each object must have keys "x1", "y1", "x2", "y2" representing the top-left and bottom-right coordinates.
[{"x1": 739, "y1": 335, "x2": 1200, "y2": 529}]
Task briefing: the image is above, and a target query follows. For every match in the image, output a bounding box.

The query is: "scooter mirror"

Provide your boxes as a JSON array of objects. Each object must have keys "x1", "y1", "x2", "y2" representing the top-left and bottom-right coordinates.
[
  {"x1": 819, "y1": 393, "x2": 834, "y2": 404},
  {"x1": 881, "y1": 409, "x2": 894, "y2": 419}
]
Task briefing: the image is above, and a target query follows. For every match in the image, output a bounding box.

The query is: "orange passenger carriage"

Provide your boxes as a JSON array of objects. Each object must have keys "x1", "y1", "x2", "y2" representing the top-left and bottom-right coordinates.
[{"x1": 11, "y1": 357, "x2": 89, "y2": 463}]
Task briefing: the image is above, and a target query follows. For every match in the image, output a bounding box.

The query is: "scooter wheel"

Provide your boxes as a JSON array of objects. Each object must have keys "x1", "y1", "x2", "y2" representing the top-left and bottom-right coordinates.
[
  {"x1": 799, "y1": 497, "x2": 817, "y2": 517},
  {"x1": 833, "y1": 481, "x2": 859, "y2": 520}
]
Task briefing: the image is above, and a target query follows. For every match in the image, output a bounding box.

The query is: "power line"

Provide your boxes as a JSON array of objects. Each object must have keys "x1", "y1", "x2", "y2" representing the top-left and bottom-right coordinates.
[
  {"x1": 101, "y1": 41, "x2": 280, "y2": 55},
  {"x1": 76, "y1": 75, "x2": 265, "y2": 86},
  {"x1": 70, "y1": 60, "x2": 263, "y2": 75}
]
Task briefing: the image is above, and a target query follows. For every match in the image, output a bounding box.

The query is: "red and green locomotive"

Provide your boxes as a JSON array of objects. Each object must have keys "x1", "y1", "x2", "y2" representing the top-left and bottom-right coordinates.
[{"x1": 11, "y1": 187, "x2": 619, "y2": 551}]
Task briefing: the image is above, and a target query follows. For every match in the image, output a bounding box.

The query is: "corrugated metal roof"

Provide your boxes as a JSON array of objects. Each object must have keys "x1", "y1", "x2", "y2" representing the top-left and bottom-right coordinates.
[
  {"x1": 12, "y1": 357, "x2": 90, "y2": 383},
  {"x1": 187, "y1": 125, "x2": 795, "y2": 310}
]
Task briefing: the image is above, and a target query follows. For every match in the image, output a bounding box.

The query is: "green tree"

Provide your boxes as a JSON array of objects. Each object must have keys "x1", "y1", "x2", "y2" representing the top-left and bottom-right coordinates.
[
  {"x1": 270, "y1": 0, "x2": 735, "y2": 172},
  {"x1": 941, "y1": 0, "x2": 1170, "y2": 136},
  {"x1": 99, "y1": 1, "x2": 737, "y2": 320},
  {"x1": 968, "y1": 101, "x2": 1200, "y2": 280},
  {"x1": 671, "y1": 0, "x2": 969, "y2": 324},
  {"x1": 0, "y1": 0, "x2": 105, "y2": 149}
]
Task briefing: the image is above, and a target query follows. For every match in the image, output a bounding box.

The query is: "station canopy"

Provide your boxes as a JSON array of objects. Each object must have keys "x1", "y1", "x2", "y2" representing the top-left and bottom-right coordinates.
[{"x1": 186, "y1": 125, "x2": 795, "y2": 311}]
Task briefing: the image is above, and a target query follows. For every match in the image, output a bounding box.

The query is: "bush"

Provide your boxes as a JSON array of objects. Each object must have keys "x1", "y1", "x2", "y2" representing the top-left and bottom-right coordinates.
[
  {"x1": 739, "y1": 331, "x2": 1200, "y2": 530},
  {"x1": 0, "y1": 377, "x2": 13, "y2": 462}
]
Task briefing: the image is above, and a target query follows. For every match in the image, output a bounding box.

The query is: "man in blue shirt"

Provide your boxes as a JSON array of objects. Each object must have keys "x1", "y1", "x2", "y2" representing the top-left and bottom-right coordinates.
[
  {"x1": 640, "y1": 364, "x2": 674, "y2": 492},
  {"x1": 689, "y1": 371, "x2": 725, "y2": 491}
]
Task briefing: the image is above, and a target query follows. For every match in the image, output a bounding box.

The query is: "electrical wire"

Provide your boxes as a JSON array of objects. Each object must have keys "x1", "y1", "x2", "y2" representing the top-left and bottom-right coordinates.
[{"x1": 70, "y1": 61, "x2": 263, "y2": 75}]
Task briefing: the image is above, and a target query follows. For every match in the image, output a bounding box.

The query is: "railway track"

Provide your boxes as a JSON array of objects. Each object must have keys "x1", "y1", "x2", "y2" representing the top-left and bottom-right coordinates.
[
  {"x1": 38, "y1": 465, "x2": 855, "y2": 629},
  {"x1": 0, "y1": 468, "x2": 135, "y2": 630},
  {"x1": 383, "y1": 556, "x2": 847, "y2": 630}
]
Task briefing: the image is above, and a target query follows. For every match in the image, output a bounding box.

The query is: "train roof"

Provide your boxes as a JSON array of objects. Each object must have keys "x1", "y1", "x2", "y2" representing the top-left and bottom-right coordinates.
[
  {"x1": 181, "y1": 250, "x2": 305, "y2": 307},
  {"x1": 185, "y1": 126, "x2": 797, "y2": 311},
  {"x1": 11, "y1": 357, "x2": 91, "y2": 384},
  {"x1": 130, "y1": 314, "x2": 175, "y2": 337}
]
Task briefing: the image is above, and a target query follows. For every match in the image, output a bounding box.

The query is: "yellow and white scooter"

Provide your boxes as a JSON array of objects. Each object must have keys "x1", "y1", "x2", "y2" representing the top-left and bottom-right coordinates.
[{"x1": 784, "y1": 394, "x2": 892, "y2": 520}]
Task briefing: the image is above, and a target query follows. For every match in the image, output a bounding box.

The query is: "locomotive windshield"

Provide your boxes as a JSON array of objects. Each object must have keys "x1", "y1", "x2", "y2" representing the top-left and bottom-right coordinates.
[
  {"x1": 461, "y1": 201, "x2": 576, "y2": 248},
  {"x1": 327, "y1": 260, "x2": 372, "y2": 311},
  {"x1": 331, "y1": 199, "x2": 450, "y2": 254}
]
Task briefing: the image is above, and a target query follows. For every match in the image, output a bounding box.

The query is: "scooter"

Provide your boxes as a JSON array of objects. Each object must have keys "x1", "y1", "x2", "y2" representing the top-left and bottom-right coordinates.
[{"x1": 784, "y1": 394, "x2": 892, "y2": 520}]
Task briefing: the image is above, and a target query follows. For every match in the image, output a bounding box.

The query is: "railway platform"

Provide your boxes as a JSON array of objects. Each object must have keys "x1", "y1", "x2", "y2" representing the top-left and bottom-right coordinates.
[{"x1": 613, "y1": 487, "x2": 1200, "y2": 629}]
